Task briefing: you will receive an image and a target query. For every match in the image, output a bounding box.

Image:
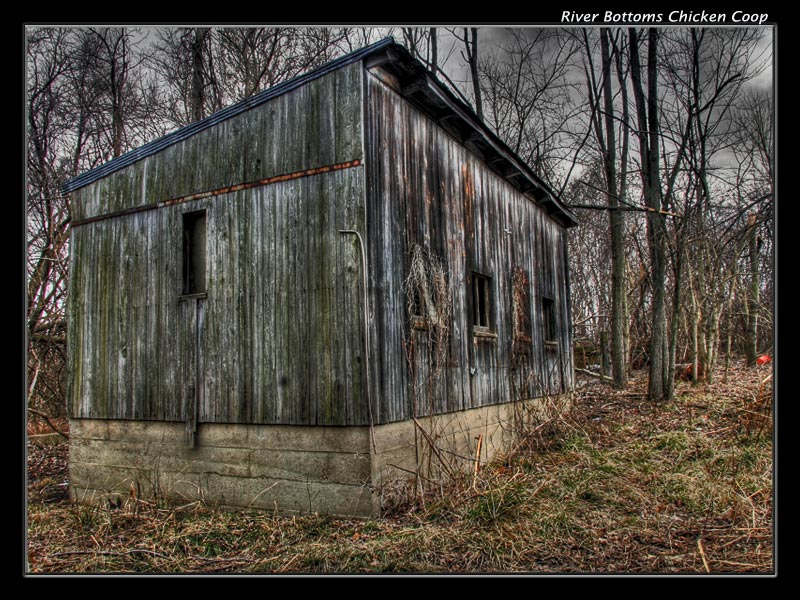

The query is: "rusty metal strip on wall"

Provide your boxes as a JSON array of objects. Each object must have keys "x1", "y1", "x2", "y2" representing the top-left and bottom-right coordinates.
[{"x1": 69, "y1": 159, "x2": 363, "y2": 228}]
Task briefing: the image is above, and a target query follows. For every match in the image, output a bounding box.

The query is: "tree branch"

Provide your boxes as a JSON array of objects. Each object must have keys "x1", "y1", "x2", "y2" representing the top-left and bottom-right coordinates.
[
  {"x1": 568, "y1": 203, "x2": 682, "y2": 217},
  {"x1": 27, "y1": 407, "x2": 69, "y2": 439}
]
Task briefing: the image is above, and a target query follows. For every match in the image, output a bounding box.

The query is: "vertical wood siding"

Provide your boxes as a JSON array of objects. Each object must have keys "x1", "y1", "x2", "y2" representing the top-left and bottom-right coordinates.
[
  {"x1": 68, "y1": 64, "x2": 367, "y2": 426},
  {"x1": 365, "y1": 73, "x2": 573, "y2": 424},
  {"x1": 69, "y1": 170, "x2": 366, "y2": 425}
]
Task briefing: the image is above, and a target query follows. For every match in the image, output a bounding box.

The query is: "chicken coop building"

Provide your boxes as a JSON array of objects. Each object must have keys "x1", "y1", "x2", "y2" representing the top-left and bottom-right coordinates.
[{"x1": 63, "y1": 38, "x2": 577, "y2": 517}]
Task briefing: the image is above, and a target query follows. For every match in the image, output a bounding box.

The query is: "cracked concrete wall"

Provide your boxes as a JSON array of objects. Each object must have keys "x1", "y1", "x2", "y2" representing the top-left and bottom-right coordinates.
[
  {"x1": 371, "y1": 395, "x2": 570, "y2": 495},
  {"x1": 70, "y1": 420, "x2": 374, "y2": 517}
]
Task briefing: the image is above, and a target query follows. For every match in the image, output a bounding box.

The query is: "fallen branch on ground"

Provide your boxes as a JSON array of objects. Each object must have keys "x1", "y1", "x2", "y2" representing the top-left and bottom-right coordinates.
[
  {"x1": 27, "y1": 408, "x2": 69, "y2": 440},
  {"x1": 576, "y1": 368, "x2": 614, "y2": 383}
]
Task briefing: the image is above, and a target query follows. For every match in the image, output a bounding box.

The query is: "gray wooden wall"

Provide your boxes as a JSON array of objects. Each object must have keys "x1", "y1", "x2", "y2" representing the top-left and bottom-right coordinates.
[
  {"x1": 365, "y1": 73, "x2": 573, "y2": 425},
  {"x1": 68, "y1": 64, "x2": 368, "y2": 426}
]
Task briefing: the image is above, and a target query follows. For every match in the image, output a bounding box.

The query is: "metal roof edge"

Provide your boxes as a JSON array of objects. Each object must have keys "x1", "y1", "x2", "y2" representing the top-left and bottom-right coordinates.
[{"x1": 61, "y1": 36, "x2": 395, "y2": 194}]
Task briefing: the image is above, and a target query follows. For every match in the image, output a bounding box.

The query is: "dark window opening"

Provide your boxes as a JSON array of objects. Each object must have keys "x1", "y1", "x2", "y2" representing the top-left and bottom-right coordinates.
[
  {"x1": 472, "y1": 273, "x2": 492, "y2": 331},
  {"x1": 542, "y1": 296, "x2": 557, "y2": 344},
  {"x1": 182, "y1": 210, "x2": 207, "y2": 295}
]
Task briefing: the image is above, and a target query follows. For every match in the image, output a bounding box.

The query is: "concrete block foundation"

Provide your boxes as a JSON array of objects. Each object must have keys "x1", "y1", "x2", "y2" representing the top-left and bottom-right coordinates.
[{"x1": 70, "y1": 395, "x2": 569, "y2": 517}]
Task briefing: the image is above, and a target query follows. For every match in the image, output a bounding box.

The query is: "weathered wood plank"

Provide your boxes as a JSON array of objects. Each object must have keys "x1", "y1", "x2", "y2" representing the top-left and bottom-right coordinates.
[
  {"x1": 272, "y1": 180, "x2": 288, "y2": 424},
  {"x1": 344, "y1": 170, "x2": 362, "y2": 425},
  {"x1": 286, "y1": 177, "x2": 304, "y2": 424},
  {"x1": 251, "y1": 188, "x2": 265, "y2": 425}
]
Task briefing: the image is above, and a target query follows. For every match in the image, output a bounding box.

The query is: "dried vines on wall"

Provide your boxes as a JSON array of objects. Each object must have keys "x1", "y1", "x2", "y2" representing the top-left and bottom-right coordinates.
[
  {"x1": 403, "y1": 243, "x2": 452, "y2": 380},
  {"x1": 400, "y1": 244, "x2": 458, "y2": 496}
]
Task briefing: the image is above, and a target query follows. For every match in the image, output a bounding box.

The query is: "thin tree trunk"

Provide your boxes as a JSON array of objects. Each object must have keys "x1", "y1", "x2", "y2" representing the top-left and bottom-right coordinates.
[
  {"x1": 723, "y1": 286, "x2": 735, "y2": 382},
  {"x1": 600, "y1": 330, "x2": 610, "y2": 378},
  {"x1": 429, "y1": 28, "x2": 438, "y2": 74},
  {"x1": 685, "y1": 234, "x2": 701, "y2": 384},
  {"x1": 614, "y1": 34, "x2": 631, "y2": 378},
  {"x1": 705, "y1": 308, "x2": 721, "y2": 383},
  {"x1": 665, "y1": 249, "x2": 682, "y2": 399},
  {"x1": 693, "y1": 308, "x2": 701, "y2": 383},
  {"x1": 630, "y1": 28, "x2": 669, "y2": 401},
  {"x1": 465, "y1": 27, "x2": 483, "y2": 120},
  {"x1": 191, "y1": 28, "x2": 209, "y2": 123},
  {"x1": 600, "y1": 29, "x2": 628, "y2": 388},
  {"x1": 745, "y1": 212, "x2": 759, "y2": 365}
]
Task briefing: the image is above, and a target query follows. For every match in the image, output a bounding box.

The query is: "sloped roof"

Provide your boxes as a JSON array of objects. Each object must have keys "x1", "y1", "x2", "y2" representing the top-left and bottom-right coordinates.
[{"x1": 62, "y1": 36, "x2": 576, "y2": 227}]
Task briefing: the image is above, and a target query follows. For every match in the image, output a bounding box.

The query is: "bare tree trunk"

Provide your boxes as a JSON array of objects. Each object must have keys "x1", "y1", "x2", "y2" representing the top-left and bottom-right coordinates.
[
  {"x1": 429, "y1": 27, "x2": 438, "y2": 74},
  {"x1": 599, "y1": 29, "x2": 628, "y2": 388},
  {"x1": 402, "y1": 28, "x2": 418, "y2": 57},
  {"x1": 89, "y1": 27, "x2": 135, "y2": 158},
  {"x1": 614, "y1": 34, "x2": 632, "y2": 380},
  {"x1": 464, "y1": 27, "x2": 483, "y2": 120},
  {"x1": 191, "y1": 28, "x2": 209, "y2": 123},
  {"x1": 745, "y1": 212, "x2": 759, "y2": 365},
  {"x1": 665, "y1": 251, "x2": 682, "y2": 399},
  {"x1": 705, "y1": 308, "x2": 721, "y2": 383},
  {"x1": 630, "y1": 28, "x2": 669, "y2": 401},
  {"x1": 688, "y1": 265, "x2": 701, "y2": 384},
  {"x1": 723, "y1": 286, "x2": 735, "y2": 382}
]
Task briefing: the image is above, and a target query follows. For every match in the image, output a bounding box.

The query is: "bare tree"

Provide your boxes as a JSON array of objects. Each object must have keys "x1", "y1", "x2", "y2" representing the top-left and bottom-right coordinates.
[
  {"x1": 628, "y1": 28, "x2": 672, "y2": 401},
  {"x1": 216, "y1": 28, "x2": 351, "y2": 101},
  {"x1": 429, "y1": 28, "x2": 438, "y2": 74},
  {"x1": 26, "y1": 28, "x2": 76, "y2": 418},
  {"x1": 662, "y1": 28, "x2": 768, "y2": 385},
  {"x1": 460, "y1": 27, "x2": 483, "y2": 121},
  {"x1": 191, "y1": 28, "x2": 211, "y2": 123},
  {"x1": 150, "y1": 27, "x2": 225, "y2": 127},
  {"x1": 479, "y1": 28, "x2": 581, "y2": 190},
  {"x1": 730, "y1": 89, "x2": 773, "y2": 365},
  {"x1": 580, "y1": 28, "x2": 631, "y2": 388},
  {"x1": 85, "y1": 28, "x2": 138, "y2": 157},
  {"x1": 563, "y1": 163, "x2": 613, "y2": 355}
]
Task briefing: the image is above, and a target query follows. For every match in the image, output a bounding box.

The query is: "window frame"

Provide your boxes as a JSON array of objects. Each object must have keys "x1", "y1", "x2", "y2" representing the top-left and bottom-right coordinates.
[
  {"x1": 181, "y1": 209, "x2": 208, "y2": 298},
  {"x1": 471, "y1": 271, "x2": 495, "y2": 338},
  {"x1": 541, "y1": 294, "x2": 558, "y2": 348}
]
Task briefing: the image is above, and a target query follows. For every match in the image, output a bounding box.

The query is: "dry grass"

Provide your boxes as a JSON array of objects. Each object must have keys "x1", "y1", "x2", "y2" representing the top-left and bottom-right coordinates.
[{"x1": 26, "y1": 360, "x2": 773, "y2": 574}]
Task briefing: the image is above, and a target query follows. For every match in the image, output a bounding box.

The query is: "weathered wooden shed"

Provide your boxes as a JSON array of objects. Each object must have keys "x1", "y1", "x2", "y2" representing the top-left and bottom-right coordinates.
[{"x1": 64, "y1": 38, "x2": 577, "y2": 517}]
